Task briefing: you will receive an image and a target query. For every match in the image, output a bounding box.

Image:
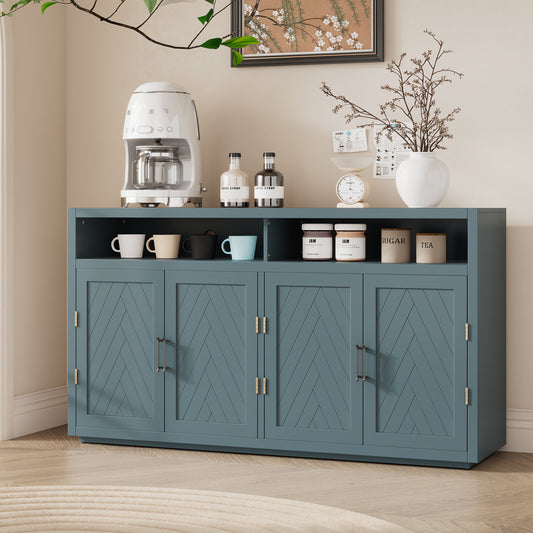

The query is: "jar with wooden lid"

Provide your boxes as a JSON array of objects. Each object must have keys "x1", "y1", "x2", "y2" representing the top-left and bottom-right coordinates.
[
  {"x1": 302, "y1": 223, "x2": 333, "y2": 260},
  {"x1": 335, "y1": 224, "x2": 366, "y2": 261}
]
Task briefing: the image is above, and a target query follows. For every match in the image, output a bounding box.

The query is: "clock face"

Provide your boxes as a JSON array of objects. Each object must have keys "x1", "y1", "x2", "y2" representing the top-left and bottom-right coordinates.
[{"x1": 336, "y1": 174, "x2": 366, "y2": 204}]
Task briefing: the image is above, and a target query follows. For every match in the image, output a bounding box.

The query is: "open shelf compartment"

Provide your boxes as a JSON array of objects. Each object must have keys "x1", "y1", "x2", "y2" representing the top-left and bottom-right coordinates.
[
  {"x1": 267, "y1": 217, "x2": 468, "y2": 263},
  {"x1": 75, "y1": 217, "x2": 265, "y2": 260}
]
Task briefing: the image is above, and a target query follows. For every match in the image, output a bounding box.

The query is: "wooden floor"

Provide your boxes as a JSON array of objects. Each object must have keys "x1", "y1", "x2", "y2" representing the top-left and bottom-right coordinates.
[{"x1": 1, "y1": 427, "x2": 532, "y2": 532}]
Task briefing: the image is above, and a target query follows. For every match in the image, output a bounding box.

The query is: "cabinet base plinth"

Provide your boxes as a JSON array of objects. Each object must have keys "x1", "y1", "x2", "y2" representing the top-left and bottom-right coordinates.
[{"x1": 79, "y1": 436, "x2": 478, "y2": 470}]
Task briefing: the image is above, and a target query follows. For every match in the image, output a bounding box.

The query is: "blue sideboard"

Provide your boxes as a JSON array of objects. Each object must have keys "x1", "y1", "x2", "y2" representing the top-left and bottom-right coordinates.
[{"x1": 68, "y1": 208, "x2": 506, "y2": 468}]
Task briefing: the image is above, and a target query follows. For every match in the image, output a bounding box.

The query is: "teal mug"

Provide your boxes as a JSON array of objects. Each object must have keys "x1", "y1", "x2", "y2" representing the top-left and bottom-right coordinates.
[{"x1": 221, "y1": 235, "x2": 257, "y2": 261}]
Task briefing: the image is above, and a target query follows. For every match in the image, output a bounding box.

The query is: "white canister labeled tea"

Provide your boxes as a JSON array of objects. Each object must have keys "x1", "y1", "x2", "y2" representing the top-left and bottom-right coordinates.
[
  {"x1": 335, "y1": 224, "x2": 366, "y2": 261},
  {"x1": 416, "y1": 233, "x2": 446, "y2": 263},
  {"x1": 381, "y1": 228, "x2": 411, "y2": 263},
  {"x1": 302, "y1": 223, "x2": 333, "y2": 261}
]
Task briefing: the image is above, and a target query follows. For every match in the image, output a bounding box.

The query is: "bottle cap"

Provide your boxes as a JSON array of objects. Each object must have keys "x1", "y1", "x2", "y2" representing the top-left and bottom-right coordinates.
[
  {"x1": 229, "y1": 152, "x2": 241, "y2": 157},
  {"x1": 263, "y1": 152, "x2": 276, "y2": 157}
]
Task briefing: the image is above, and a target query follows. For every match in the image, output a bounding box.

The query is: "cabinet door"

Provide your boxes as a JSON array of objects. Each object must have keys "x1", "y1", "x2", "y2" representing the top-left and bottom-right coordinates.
[
  {"x1": 76, "y1": 269, "x2": 165, "y2": 432},
  {"x1": 364, "y1": 275, "x2": 467, "y2": 451},
  {"x1": 165, "y1": 271, "x2": 259, "y2": 438},
  {"x1": 265, "y1": 273, "x2": 363, "y2": 445}
]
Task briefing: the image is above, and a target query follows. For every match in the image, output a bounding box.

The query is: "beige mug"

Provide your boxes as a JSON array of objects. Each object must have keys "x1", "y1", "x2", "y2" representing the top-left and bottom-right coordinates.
[{"x1": 146, "y1": 234, "x2": 181, "y2": 259}]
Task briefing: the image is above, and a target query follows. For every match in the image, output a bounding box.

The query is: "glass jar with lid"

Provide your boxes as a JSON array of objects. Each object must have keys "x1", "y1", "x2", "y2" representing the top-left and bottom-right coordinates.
[
  {"x1": 335, "y1": 224, "x2": 366, "y2": 261},
  {"x1": 302, "y1": 223, "x2": 333, "y2": 260}
]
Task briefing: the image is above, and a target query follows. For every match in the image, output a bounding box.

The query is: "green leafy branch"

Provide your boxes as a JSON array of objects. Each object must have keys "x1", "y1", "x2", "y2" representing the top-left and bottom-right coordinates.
[{"x1": 0, "y1": 0, "x2": 258, "y2": 65}]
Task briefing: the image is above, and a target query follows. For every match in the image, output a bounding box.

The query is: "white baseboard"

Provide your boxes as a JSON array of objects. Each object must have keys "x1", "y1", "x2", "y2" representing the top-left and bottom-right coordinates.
[
  {"x1": 13, "y1": 385, "x2": 67, "y2": 438},
  {"x1": 501, "y1": 409, "x2": 533, "y2": 453},
  {"x1": 9, "y1": 388, "x2": 533, "y2": 453}
]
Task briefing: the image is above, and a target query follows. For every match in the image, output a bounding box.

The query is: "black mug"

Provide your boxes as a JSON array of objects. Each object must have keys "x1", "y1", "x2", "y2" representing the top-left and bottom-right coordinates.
[{"x1": 182, "y1": 233, "x2": 217, "y2": 259}]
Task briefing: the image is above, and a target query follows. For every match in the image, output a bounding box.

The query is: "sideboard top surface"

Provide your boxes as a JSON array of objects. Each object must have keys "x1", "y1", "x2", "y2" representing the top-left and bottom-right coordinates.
[{"x1": 71, "y1": 207, "x2": 505, "y2": 220}]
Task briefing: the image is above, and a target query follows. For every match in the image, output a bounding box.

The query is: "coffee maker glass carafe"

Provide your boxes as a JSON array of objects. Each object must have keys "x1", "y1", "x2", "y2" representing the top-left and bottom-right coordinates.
[{"x1": 133, "y1": 145, "x2": 183, "y2": 190}]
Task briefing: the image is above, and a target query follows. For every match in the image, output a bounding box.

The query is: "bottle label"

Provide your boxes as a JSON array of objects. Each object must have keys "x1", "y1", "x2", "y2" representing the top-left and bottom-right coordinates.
[
  {"x1": 220, "y1": 186, "x2": 249, "y2": 201},
  {"x1": 302, "y1": 237, "x2": 332, "y2": 259},
  {"x1": 254, "y1": 186, "x2": 284, "y2": 199},
  {"x1": 335, "y1": 237, "x2": 365, "y2": 260}
]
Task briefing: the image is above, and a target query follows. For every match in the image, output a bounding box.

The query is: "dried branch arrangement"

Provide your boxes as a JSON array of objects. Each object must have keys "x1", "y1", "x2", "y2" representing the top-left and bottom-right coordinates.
[
  {"x1": 321, "y1": 30, "x2": 463, "y2": 151},
  {"x1": 0, "y1": 0, "x2": 258, "y2": 65}
]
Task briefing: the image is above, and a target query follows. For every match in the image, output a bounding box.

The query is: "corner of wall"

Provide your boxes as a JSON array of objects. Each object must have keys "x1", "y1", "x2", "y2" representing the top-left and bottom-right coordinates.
[
  {"x1": 0, "y1": 16, "x2": 15, "y2": 441},
  {"x1": 9, "y1": 5, "x2": 68, "y2": 404},
  {"x1": 13, "y1": 386, "x2": 67, "y2": 438},
  {"x1": 502, "y1": 409, "x2": 533, "y2": 454}
]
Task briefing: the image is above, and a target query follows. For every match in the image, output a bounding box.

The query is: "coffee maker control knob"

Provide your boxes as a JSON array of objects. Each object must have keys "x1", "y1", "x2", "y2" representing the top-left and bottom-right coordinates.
[{"x1": 137, "y1": 126, "x2": 153, "y2": 134}]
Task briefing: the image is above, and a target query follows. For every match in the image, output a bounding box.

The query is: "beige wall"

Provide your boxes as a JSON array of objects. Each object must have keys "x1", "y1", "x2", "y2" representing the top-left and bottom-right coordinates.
[
  {"x1": 63, "y1": 1, "x2": 531, "y2": 409},
  {"x1": 11, "y1": 8, "x2": 66, "y2": 396}
]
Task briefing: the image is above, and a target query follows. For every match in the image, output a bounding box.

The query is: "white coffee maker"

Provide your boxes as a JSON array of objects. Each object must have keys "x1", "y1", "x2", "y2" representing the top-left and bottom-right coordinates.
[{"x1": 121, "y1": 81, "x2": 206, "y2": 207}]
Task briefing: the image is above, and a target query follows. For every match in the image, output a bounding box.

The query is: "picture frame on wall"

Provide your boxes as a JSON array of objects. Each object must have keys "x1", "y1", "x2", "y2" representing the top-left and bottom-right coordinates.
[{"x1": 231, "y1": 0, "x2": 383, "y2": 66}]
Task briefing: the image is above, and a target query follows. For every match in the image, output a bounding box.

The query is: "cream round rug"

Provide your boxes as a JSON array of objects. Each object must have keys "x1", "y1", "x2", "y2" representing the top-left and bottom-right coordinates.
[{"x1": 0, "y1": 485, "x2": 409, "y2": 532}]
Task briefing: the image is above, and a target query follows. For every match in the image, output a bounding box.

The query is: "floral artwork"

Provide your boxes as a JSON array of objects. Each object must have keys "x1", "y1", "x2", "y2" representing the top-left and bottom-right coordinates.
[{"x1": 232, "y1": 0, "x2": 383, "y2": 65}]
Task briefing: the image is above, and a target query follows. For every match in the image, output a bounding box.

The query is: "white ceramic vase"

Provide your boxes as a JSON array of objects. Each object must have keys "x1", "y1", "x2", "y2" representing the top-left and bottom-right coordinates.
[{"x1": 396, "y1": 152, "x2": 449, "y2": 208}]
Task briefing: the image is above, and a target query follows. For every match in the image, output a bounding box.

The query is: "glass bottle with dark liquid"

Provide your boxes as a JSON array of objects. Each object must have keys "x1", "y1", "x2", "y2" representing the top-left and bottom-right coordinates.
[{"x1": 254, "y1": 152, "x2": 284, "y2": 207}]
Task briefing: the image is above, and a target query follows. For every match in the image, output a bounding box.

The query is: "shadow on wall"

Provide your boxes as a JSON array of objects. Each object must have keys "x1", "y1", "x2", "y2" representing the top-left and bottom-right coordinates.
[{"x1": 503, "y1": 225, "x2": 533, "y2": 412}]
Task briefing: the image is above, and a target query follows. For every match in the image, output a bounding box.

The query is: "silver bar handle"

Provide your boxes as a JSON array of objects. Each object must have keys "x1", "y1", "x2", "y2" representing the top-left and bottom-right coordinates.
[
  {"x1": 155, "y1": 337, "x2": 162, "y2": 373},
  {"x1": 355, "y1": 344, "x2": 361, "y2": 382},
  {"x1": 362, "y1": 345, "x2": 367, "y2": 382},
  {"x1": 161, "y1": 337, "x2": 168, "y2": 373}
]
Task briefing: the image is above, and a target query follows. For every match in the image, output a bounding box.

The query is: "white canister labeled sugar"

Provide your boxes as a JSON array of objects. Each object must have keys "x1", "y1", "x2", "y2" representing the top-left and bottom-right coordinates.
[
  {"x1": 416, "y1": 233, "x2": 446, "y2": 263},
  {"x1": 381, "y1": 228, "x2": 411, "y2": 263}
]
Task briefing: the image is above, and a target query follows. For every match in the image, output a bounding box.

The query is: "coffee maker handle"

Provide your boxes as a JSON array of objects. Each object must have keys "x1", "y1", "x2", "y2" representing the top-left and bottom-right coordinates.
[{"x1": 137, "y1": 151, "x2": 150, "y2": 188}]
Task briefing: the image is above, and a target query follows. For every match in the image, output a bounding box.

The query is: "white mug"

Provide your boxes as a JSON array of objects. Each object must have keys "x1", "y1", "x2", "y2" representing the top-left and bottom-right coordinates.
[
  {"x1": 146, "y1": 234, "x2": 181, "y2": 259},
  {"x1": 111, "y1": 234, "x2": 145, "y2": 259}
]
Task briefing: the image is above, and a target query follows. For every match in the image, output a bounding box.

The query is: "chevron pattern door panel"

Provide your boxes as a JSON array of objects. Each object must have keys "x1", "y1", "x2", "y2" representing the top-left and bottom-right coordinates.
[
  {"x1": 76, "y1": 269, "x2": 165, "y2": 432},
  {"x1": 364, "y1": 275, "x2": 467, "y2": 451},
  {"x1": 165, "y1": 271, "x2": 258, "y2": 438},
  {"x1": 264, "y1": 273, "x2": 363, "y2": 445}
]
